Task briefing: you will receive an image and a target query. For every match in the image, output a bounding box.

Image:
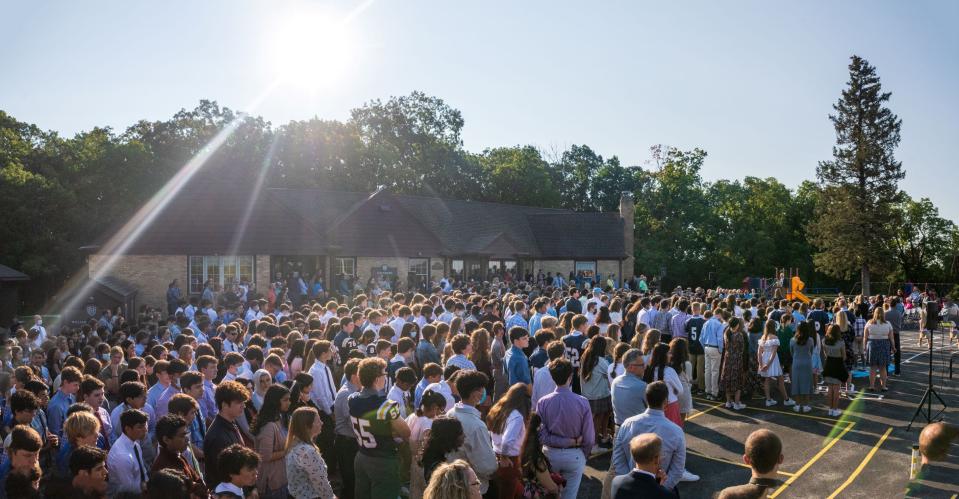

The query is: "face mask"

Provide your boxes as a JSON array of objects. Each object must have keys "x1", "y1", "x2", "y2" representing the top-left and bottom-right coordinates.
[
  {"x1": 478, "y1": 388, "x2": 487, "y2": 405},
  {"x1": 100, "y1": 354, "x2": 110, "y2": 361}
]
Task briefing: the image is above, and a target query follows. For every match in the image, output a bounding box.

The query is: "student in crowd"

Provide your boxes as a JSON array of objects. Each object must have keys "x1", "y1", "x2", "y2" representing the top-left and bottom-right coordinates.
[
  {"x1": 821, "y1": 324, "x2": 850, "y2": 417},
  {"x1": 789, "y1": 321, "x2": 816, "y2": 413},
  {"x1": 758, "y1": 320, "x2": 795, "y2": 407},
  {"x1": 253, "y1": 384, "x2": 291, "y2": 498},
  {"x1": 407, "y1": 389, "x2": 448, "y2": 498},
  {"x1": 580, "y1": 336, "x2": 613, "y2": 447},
  {"x1": 333, "y1": 358, "x2": 362, "y2": 499},
  {"x1": 348, "y1": 357, "x2": 411, "y2": 499},
  {"x1": 536, "y1": 358, "x2": 594, "y2": 499},
  {"x1": 151, "y1": 414, "x2": 207, "y2": 498},
  {"x1": 0, "y1": 425, "x2": 42, "y2": 495},
  {"x1": 719, "y1": 317, "x2": 747, "y2": 411},
  {"x1": 213, "y1": 444, "x2": 260, "y2": 499},
  {"x1": 61, "y1": 445, "x2": 109, "y2": 498},
  {"x1": 504, "y1": 327, "x2": 532, "y2": 386},
  {"x1": 700, "y1": 309, "x2": 725, "y2": 401},
  {"x1": 106, "y1": 409, "x2": 150, "y2": 496},
  {"x1": 285, "y1": 406, "x2": 336, "y2": 499},
  {"x1": 488, "y1": 383, "x2": 532, "y2": 498},
  {"x1": 446, "y1": 370, "x2": 498, "y2": 496},
  {"x1": 864, "y1": 307, "x2": 895, "y2": 392},
  {"x1": 419, "y1": 416, "x2": 465, "y2": 485},
  {"x1": 47, "y1": 366, "x2": 82, "y2": 439},
  {"x1": 423, "y1": 459, "x2": 483, "y2": 499},
  {"x1": 55, "y1": 410, "x2": 101, "y2": 478},
  {"x1": 203, "y1": 380, "x2": 249, "y2": 487}
]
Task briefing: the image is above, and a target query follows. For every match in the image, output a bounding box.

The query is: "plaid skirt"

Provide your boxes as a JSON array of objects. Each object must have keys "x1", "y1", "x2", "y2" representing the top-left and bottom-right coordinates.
[{"x1": 588, "y1": 395, "x2": 612, "y2": 415}]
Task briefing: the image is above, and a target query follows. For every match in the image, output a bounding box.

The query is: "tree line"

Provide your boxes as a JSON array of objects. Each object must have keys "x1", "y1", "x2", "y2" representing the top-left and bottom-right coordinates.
[{"x1": 2, "y1": 56, "x2": 957, "y2": 309}]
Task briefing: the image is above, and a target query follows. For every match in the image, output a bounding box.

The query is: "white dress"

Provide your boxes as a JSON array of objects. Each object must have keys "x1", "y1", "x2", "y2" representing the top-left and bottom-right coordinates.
[{"x1": 759, "y1": 337, "x2": 783, "y2": 377}]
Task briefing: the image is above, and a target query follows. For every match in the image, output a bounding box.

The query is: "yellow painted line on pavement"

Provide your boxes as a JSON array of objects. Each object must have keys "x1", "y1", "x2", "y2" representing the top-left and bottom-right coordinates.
[
  {"x1": 825, "y1": 426, "x2": 894, "y2": 499},
  {"x1": 687, "y1": 449, "x2": 795, "y2": 477},
  {"x1": 767, "y1": 421, "x2": 856, "y2": 498},
  {"x1": 686, "y1": 402, "x2": 725, "y2": 421},
  {"x1": 692, "y1": 397, "x2": 840, "y2": 423}
]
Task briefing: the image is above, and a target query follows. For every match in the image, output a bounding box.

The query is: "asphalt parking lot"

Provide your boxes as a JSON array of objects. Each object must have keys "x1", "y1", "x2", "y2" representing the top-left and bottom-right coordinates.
[{"x1": 580, "y1": 329, "x2": 959, "y2": 498}]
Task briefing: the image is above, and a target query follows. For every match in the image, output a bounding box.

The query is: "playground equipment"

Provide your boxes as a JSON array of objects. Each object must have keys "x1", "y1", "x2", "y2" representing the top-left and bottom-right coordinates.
[{"x1": 776, "y1": 267, "x2": 810, "y2": 304}]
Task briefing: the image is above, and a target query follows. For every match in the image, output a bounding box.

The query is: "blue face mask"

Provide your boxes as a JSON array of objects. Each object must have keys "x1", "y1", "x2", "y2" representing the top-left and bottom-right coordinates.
[{"x1": 478, "y1": 388, "x2": 487, "y2": 405}]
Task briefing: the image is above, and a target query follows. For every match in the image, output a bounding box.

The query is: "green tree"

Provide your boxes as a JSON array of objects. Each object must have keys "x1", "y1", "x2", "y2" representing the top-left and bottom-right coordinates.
[
  {"x1": 271, "y1": 118, "x2": 367, "y2": 190},
  {"x1": 634, "y1": 145, "x2": 711, "y2": 286},
  {"x1": 554, "y1": 144, "x2": 603, "y2": 211},
  {"x1": 890, "y1": 195, "x2": 958, "y2": 282},
  {"x1": 478, "y1": 146, "x2": 560, "y2": 207},
  {"x1": 349, "y1": 91, "x2": 484, "y2": 198},
  {"x1": 809, "y1": 55, "x2": 904, "y2": 295}
]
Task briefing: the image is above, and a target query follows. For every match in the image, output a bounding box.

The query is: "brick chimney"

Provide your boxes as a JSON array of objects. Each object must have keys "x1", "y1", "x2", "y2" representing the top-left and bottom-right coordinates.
[{"x1": 620, "y1": 191, "x2": 635, "y2": 279}]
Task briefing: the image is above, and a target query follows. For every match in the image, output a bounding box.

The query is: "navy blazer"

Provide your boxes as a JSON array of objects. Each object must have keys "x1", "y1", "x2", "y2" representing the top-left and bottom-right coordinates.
[{"x1": 611, "y1": 470, "x2": 678, "y2": 499}]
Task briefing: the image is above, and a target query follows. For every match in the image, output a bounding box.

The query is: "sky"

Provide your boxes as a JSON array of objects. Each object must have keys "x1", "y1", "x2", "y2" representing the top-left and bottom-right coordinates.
[{"x1": 4, "y1": 1, "x2": 958, "y2": 220}]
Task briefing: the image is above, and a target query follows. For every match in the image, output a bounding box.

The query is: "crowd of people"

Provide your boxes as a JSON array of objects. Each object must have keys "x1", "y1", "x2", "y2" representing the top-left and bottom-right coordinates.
[{"x1": 0, "y1": 277, "x2": 954, "y2": 498}]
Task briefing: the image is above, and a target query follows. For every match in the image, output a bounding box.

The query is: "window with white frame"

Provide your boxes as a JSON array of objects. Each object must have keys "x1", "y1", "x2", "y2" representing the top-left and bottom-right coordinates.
[
  {"x1": 189, "y1": 256, "x2": 254, "y2": 294},
  {"x1": 333, "y1": 257, "x2": 356, "y2": 278},
  {"x1": 409, "y1": 258, "x2": 429, "y2": 278}
]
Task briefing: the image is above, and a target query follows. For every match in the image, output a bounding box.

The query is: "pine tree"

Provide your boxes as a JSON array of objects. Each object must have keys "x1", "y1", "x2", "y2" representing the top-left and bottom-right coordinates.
[{"x1": 808, "y1": 55, "x2": 904, "y2": 295}]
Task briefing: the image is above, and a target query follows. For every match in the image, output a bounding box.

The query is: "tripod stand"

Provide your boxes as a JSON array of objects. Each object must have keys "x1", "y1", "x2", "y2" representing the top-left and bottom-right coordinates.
[{"x1": 907, "y1": 324, "x2": 948, "y2": 431}]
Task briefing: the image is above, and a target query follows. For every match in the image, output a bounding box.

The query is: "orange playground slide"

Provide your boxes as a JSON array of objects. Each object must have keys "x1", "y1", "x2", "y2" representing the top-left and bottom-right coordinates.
[{"x1": 788, "y1": 276, "x2": 810, "y2": 303}]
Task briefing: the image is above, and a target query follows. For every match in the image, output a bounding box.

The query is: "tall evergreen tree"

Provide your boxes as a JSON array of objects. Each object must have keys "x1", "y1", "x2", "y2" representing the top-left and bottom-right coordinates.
[{"x1": 808, "y1": 55, "x2": 904, "y2": 295}]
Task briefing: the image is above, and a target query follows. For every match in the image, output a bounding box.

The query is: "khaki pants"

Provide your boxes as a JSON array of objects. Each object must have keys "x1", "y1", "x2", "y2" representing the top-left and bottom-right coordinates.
[
  {"x1": 704, "y1": 346, "x2": 722, "y2": 397},
  {"x1": 690, "y1": 352, "x2": 706, "y2": 391}
]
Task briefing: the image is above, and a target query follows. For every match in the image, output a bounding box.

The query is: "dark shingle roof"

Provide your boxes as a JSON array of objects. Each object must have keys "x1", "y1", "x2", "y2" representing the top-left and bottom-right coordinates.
[
  {"x1": 528, "y1": 213, "x2": 625, "y2": 259},
  {"x1": 105, "y1": 184, "x2": 627, "y2": 259},
  {"x1": 0, "y1": 264, "x2": 29, "y2": 282}
]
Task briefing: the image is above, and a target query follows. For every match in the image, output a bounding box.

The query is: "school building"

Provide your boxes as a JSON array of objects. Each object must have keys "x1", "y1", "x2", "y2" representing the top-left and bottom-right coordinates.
[{"x1": 86, "y1": 184, "x2": 635, "y2": 309}]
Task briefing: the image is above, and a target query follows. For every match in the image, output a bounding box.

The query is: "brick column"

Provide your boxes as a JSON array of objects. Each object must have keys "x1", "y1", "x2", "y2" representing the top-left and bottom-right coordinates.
[{"x1": 620, "y1": 192, "x2": 635, "y2": 279}]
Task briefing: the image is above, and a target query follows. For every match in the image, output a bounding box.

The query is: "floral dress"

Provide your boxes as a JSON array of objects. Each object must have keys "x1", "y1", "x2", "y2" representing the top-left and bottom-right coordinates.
[
  {"x1": 720, "y1": 331, "x2": 747, "y2": 393},
  {"x1": 285, "y1": 441, "x2": 335, "y2": 499}
]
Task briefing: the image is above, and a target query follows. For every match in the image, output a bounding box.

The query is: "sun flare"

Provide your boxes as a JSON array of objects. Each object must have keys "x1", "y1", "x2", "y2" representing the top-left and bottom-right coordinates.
[{"x1": 272, "y1": 12, "x2": 354, "y2": 89}]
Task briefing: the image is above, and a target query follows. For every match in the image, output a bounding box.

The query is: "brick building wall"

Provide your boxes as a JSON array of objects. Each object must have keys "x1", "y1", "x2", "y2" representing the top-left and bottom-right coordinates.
[
  {"x1": 88, "y1": 254, "x2": 187, "y2": 310},
  {"x1": 255, "y1": 255, "x2": 271, "y2": 293}
]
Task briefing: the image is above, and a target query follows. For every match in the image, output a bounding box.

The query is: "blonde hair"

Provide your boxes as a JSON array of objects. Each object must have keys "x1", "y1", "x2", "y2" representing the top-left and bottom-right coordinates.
[
  {"x1": 423, "y1": 459, "x2": 474, "y2": 499},
  {"x1": 64, "y1": 411, "x2": 100, "y2": 445},
  {"x1": 285, "y1": 406, "x2": 320, "y2": 451}
]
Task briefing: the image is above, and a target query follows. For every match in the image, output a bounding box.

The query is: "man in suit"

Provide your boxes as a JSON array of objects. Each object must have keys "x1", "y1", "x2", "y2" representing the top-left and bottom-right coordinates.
[
  {"x1": 611, "y1": 433, "x2": 677, "y2": 499},
  {"x1": 717, "y1": 429, "x2": 784, "y2": 499}
]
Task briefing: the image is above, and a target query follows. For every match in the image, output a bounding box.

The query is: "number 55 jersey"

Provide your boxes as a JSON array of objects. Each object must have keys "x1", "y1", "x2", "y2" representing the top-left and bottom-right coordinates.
[{"x1": 347, "y1": 389, "x2": 401, "y2": 457}]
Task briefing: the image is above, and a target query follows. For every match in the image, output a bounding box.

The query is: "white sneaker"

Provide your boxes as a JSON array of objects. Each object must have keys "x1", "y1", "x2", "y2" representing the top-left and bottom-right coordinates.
[
  {"x1": 734, "y1": 402, "x2": 747, "y2": 410},
  {"x1": 802, "y1": 405, "x2": 812, "y2": 413},
  {"x1": 793, "y1": 405, "x2": 801, "y2": 412},
  {"x1": 681, "y1": 470, "x2": 700, "y2": 482},
  {"x1": 784, "y1": 399, "x2": 797, "y2": 406},
  {"x1": 765, "y1": 399, "x2": 777, "y2": 407},
  {"x1": 725, "y1": 401, "x2": 733, "y2": 408}
]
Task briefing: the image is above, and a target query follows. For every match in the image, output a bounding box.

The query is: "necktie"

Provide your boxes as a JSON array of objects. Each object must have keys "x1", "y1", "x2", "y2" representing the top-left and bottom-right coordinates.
[
  {"x1": 98, "y1": 411, "x2": 111, "y2": 451},
  {"x1": 325, "y1": 365, "x2": 336, "y2": 410},
  {"x1": 134, "y1": 443, "x2": 146, "y2": 483}
]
